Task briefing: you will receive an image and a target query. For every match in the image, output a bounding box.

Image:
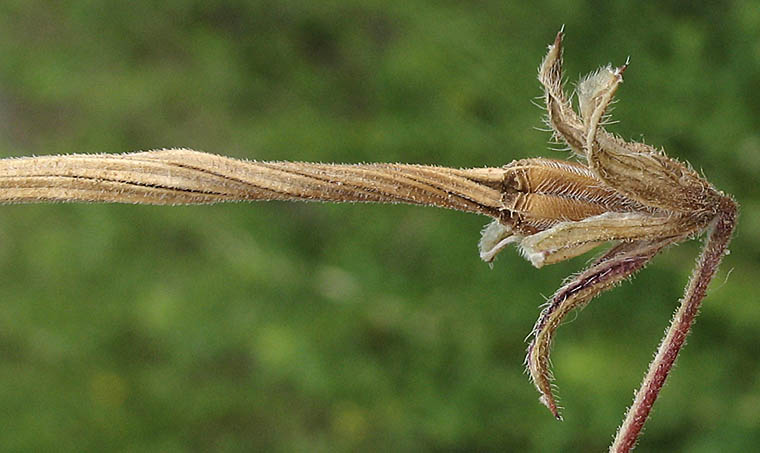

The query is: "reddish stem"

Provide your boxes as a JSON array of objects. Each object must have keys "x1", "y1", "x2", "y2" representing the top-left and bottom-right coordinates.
[{"x1": 610, "y1": 198, "x2": 737, "y2": 452}]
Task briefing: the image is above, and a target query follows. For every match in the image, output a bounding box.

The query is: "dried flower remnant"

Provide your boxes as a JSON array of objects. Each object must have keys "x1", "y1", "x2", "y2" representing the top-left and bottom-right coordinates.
[
  {"x1": 508, "y1": 30, "x2": 735, "y2": 452},
  {"x1": 0, "y1": 30, "x2": 735, "y2": 452}
]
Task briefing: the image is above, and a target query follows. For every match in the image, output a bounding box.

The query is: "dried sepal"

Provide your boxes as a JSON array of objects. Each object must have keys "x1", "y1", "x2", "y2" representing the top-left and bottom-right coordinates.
[
  {"x1": 519, "y1": 212, "x2": 700, "y2": 267},
  {"x1": 589, "y1": 136, "x2": 721, "y2": 214},
  {"x1": 526, "y1": 239, "x2": 674, "y2": 419},
  {"x1": 538, "y1": 29, "x2": 586, "y2": 155}
]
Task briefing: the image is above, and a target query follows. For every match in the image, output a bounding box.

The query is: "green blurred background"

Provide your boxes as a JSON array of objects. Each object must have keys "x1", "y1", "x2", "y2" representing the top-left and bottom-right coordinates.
[{"x1": 0, "y1": 1, "x2": 758, "y2": 451}]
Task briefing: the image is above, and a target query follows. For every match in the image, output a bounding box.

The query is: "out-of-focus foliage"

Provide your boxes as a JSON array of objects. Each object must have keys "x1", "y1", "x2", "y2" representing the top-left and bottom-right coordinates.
[{"x1": 0, "y1": 1, "x2": 758, "y2": 451}]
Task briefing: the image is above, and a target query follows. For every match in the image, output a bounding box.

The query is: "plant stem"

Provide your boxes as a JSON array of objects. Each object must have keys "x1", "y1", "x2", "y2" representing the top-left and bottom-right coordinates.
[{"x1": 609, "y1": 197, "x2": 737, "y2": 452}]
